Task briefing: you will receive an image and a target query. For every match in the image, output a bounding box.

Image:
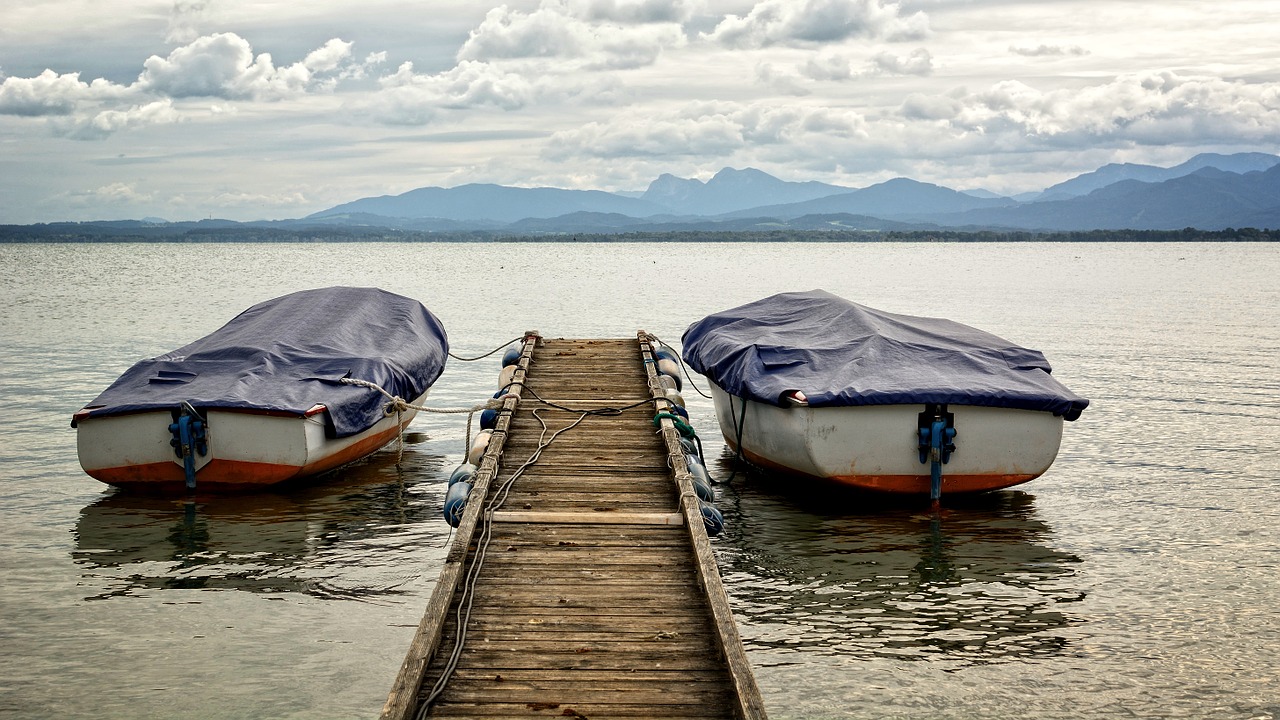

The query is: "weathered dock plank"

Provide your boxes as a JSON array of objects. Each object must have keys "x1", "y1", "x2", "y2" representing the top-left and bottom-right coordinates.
[{"x1": 381, "y1": 333, "x2": 766, "y2": 720}]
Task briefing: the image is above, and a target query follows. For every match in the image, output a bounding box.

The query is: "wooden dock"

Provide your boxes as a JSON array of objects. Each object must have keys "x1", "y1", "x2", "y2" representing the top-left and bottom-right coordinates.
[{"x1": 382, "y1": 332, "x2": 766, "y2": 720}]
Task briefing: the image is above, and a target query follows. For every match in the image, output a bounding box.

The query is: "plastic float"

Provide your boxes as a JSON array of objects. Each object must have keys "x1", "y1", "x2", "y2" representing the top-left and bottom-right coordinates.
[{"x1": 649, "y1": 338, "x2": 724, "y2": 536}]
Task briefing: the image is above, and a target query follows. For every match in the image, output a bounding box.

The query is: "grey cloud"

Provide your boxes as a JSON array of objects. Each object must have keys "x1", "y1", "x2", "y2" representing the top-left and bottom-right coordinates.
[
  {"x1": 365, "y1": 58, "x2": 625, "y2": 125},
  {"x1": 869, "y1": 48, "x2": 931, "y2": 75},
  {"x1": 590, "y1": 24, "x2": 686, "y2": 69},
  {"x1": 900, "y1": 92, "x2": 959, "y2": 120},
  {"x1": 578, "y1": 0, "x2": 694, "y2": 23},
  {"x1": 795, "y1": 48, "x2": 930, "y2": 83},
  {"x1": 755, "y1": 63, "x2": 813, "y2": 95},
  {"x1": 802, "y1": 53, "x2": 855, "y2": 81},
  {"x1": 166, "y1": 0, "x2": 210, "y2": 44},
  {"x1": 52, "y1": 100, "x2": 181, "y2": 140},
  {"x1": 1009, "y1": 44, "x2": 1088, "y2": 57},
  {"x1": 457, "y1": 3, "x2": 684, "y2": 68},
  {"x1": 545, "y1": 115, "x2": 744, "y2": 159},
  {"x1": 543, "y1": 102, "x2": 868, "y2": 161}
]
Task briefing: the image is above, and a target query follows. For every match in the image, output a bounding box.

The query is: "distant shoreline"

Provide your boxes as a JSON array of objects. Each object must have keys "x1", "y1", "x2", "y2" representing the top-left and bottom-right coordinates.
[{"x1": 1, "y1": 228, "x2": 1276, "y2": 243}]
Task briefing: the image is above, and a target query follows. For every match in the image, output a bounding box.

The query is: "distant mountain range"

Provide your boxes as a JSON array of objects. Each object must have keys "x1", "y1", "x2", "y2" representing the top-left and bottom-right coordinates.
[
  {"x1": 4, "y1": 152, "x2": 1278, "y2": 237},
  {"x1": 1032, "y1": 152, "x2": 1280, "y2": 201},
  {"x1": 300, "y1": 152, "x2": 1279, "y2": 233}
]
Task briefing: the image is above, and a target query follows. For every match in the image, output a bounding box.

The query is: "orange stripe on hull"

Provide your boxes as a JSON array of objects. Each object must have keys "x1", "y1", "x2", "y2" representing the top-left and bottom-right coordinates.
[
  {"x1": 736, "y1": 445, "x2": 1040, "y2": 495},
  {"x1": 87, "y1": 424, "x2": 403, "y2": 492}
]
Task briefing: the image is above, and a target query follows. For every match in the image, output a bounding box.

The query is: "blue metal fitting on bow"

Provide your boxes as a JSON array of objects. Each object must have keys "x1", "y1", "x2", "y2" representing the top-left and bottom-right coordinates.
[
  {"x1": 168, "y1": 403, "x2": 208, "y2": 490},
  {"x1": 917, "y1": 409, "x2": 957, "y2": 502}
]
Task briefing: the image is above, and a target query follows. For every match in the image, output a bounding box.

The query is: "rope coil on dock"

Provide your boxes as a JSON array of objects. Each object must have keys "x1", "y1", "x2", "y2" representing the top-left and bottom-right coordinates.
[{"x1": 421, "y1": 407, "x2": 590, "y2": 714}]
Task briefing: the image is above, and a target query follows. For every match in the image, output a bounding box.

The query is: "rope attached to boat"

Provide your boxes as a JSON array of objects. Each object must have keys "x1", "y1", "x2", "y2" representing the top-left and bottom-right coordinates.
[
  {"x1": 447, "y1": 336, "x2": 527, "y2": 362},
  {"x1": 722, "y1": 394, "x2": 749, "y2": 485},
  {"x1": 339, "y1": 377, "x2": 506, "y2": 464},
  {"x1": 653, "y1": 411, "x2": 696, "y2": 439},
  {"x1": 644, "y1": 332, "x2": 713, "y2": 399}
]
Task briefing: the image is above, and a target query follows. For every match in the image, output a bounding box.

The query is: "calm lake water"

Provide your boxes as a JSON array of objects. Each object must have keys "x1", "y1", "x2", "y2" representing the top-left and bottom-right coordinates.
[{"x1": 1, "y1": 241, "x2": 1278, "y2": 719}]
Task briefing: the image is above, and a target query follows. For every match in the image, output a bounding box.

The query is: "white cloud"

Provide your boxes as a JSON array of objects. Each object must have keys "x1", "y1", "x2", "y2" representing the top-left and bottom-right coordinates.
[
  {"x1": 138, "y1": 33, "x2": 346, "y2": 100},
  {"x1": 209, "y1": 189, "x2": 310, "y2": 208},
  {"x1": 72, "y1": 182, "x2": 155, "y2": 204},
  {"x1": 382, "y1": 60, "x2": 536, "y2": 113},
  {"x1": 891, "y1": 72, "x2": 1280, "y2": 153},
  {"x1": 1, "y1": 33, "x2": 361, "y2": 140},
  {"x1": 706, "y1": 0, "x2": 930, "y2": 48},
  {"x1": 304, "y1": 39, "x2": 355, "y2": 73},
  {"x1": 961, "y1": 73, "x2": 1280, "y2": 143},
  {"x1": 0, "y1": 70, "x2": 133, "y2": 116},
  {"x1": 459, "y1": 5, "x2": 588, "y2": 61}
]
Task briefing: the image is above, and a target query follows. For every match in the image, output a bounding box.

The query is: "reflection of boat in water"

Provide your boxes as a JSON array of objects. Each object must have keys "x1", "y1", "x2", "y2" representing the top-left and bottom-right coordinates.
[
  {"x1": 72, "y1": 460, "x2": 448, "y2": 600},
  {"x1": 711, "y1": 468, "x2": 1084, "y2": 664},
  {"x1": 683, "y1": 291, "x2": 1089, "y2": 498},
  {"x1": 72, "y1": 287, "x2": 448, "y2": 491}
]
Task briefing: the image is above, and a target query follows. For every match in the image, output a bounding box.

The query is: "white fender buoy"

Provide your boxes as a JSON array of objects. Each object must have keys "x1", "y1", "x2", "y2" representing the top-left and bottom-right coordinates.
[
  {"x1": 468, "y1": 429, "x2": 493, "y2": 465},
  {"x1": 656, "y1": 358, "x2": 682, "y2": 390},
  {"x1": 498, "y1": 364, "x2": 517, "y2": 390}
]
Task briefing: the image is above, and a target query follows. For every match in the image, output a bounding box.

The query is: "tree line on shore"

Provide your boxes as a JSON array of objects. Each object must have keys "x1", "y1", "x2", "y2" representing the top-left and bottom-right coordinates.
[{"x1": 1, "y1": 225, "x2": 1276, "y2": 243}]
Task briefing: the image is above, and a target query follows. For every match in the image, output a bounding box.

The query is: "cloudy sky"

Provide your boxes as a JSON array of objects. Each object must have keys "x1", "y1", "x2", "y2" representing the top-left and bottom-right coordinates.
[{"x1": 2, "y1": 0, "x2": 1277, "y2": 223}]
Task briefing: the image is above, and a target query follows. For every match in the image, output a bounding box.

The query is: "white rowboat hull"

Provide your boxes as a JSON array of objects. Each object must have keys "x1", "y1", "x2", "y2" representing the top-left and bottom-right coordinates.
[
  {"x1": 710, "y1": 384, "x2": 1063, "y2": 494},
  {"x1": 75, "y1": 391, "x2": 427, "y2": 491}
]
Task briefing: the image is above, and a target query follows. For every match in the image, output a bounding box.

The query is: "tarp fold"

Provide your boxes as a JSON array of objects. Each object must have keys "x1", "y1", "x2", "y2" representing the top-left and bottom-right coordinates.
[
  {"x1": 75, "y1": 287, "x2": 448, "y2": 437},
  {"x1": 681, "y1": 290, "x2": 1088, "y2": 420}
]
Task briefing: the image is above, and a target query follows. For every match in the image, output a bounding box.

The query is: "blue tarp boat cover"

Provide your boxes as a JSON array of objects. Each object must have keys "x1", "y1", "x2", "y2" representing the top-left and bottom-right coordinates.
[
  {"x1": 74, "y1": 287, "x2": 449, "y2": 437},
  {"x1": 682, "y1": 290, "x2": 1088, "y2": 420}
]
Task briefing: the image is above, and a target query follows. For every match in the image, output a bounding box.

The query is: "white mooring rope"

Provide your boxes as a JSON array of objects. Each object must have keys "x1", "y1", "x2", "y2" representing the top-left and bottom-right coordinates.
[{"x1": 339, "y1": 377, "x2": 507, "y2": 463}]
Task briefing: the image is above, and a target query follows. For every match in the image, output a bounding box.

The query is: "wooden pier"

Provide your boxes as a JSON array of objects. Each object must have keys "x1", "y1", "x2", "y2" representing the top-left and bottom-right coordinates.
[{"x1": 382, "y1": 332, "x2": 766, "y2": 720}]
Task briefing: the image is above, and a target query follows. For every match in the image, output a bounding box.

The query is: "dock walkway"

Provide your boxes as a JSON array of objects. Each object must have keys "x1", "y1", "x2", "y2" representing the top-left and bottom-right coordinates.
[{"x1": 382, "y1": 333, "x2": 765, "y2": 720}]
